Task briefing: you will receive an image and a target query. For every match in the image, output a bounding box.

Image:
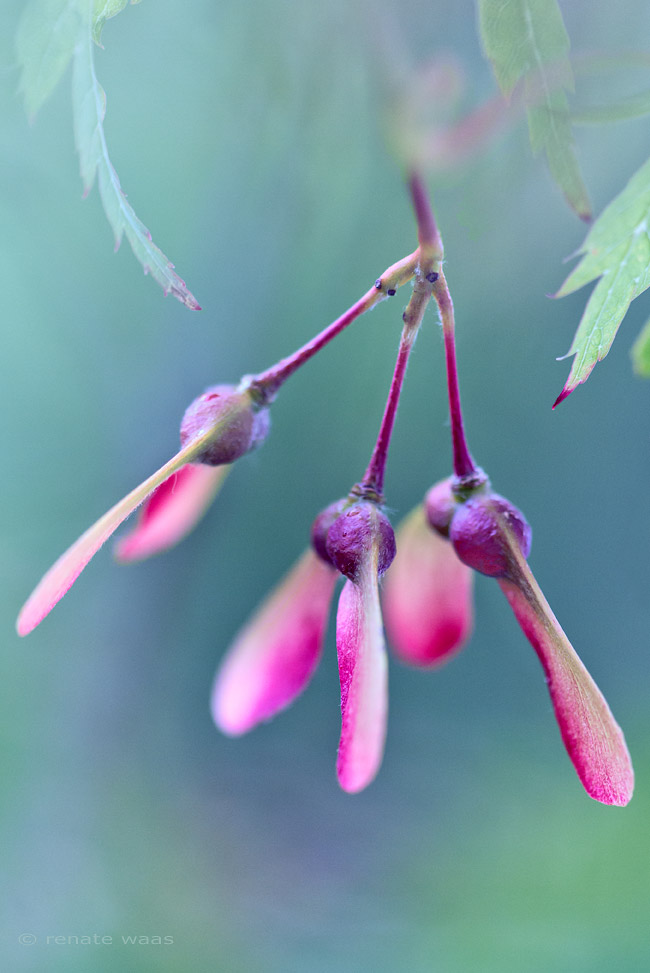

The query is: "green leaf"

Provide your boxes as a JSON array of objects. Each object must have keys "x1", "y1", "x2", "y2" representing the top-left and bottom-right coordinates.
[
  {"x1": 630, "y1": 317, "x2": 650, "y2": 377},
  {"x1": 478, "y1": 0, "x2": 591, "y2": 220},
  {"x1": 16, "y1": 0, "x2": 83, "y2": 118},
  {"x1": 92, "y1": 0, "x2": 141, "y2": 46},
  {"x1": 554, "y1": 156, "x2": 650, "y2": 405},
  {"x1": 72, "y1": 26, "x2": 201, "y2": 309}
]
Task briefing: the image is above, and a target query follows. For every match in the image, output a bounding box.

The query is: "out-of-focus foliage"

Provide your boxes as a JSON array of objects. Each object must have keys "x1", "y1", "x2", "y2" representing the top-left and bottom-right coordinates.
[
  {"x1": 16, "y1": 0, "x2": 81, "y2": 117},
  {"x1": 570, "y1": 52, "x2": 650, "y2": 125},
  {"x1": 630, "y1": 315, "x2": 650, "y2": 376},
  {"x1": 478, "y1": 0, "x2": 591, "y2": 219},
  {"x1": 15, "y1": 0, "x2": 199, "y2": 308},
  {"x1": 92, "y1": 0, "x2": 142, "y2": 46}
]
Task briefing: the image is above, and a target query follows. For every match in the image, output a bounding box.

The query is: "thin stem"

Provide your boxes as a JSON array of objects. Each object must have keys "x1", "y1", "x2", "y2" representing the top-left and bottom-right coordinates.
[
  {"x1": 360, "y1": 329, "x2": 414, "y2": 497},
  {"x1": 251, "y1": 250, "x2": 419, "y2": 401},
  {"x1": 432, "y1": 271, "x2": 476, "y2": 479},
  {"x1": 408, "y1": 171, "x2": 475, "y2": 480},
  {"x1": 359, "y1": 270, "x2": 434, "y2": 498}
]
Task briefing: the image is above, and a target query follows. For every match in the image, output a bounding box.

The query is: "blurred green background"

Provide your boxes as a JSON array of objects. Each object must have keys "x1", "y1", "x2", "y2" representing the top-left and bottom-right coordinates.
[{"x1": 3, "y1": 1, "x2": 650, "y2": 970}]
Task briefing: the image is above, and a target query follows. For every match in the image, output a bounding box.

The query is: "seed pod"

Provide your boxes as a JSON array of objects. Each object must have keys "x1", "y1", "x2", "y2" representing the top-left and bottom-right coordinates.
[
  {"x1": 311, "y1": 498, "x2": 349, "y2": 567},
  {"x1": 324, "y1": 500, "x2": 396, "y2": 582},
  {"x1": 424, "y1": 477, "x2": 456, "y2": 538},
  {"x1": 180, "y1": 384, "x2": 270, "y2": 466},
  {"x1": 449, "y1": 492, "x2": 532, "y2": 578}
]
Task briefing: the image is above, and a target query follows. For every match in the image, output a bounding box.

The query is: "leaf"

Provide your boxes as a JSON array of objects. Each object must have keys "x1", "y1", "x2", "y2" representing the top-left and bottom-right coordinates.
[
  {"x1": 553, "y1": 156, "x2": 650, "y2": 405},
  {"x1": 630, "y1": 316, "x2": 650, "y2": 378},
  {"x1": 92, "y1": 0, "x2": 141, "y2": 46},
  {"x1": 72, "y1": 25, "x2": 201, "y2": 308},
  {"x1": 478, "y1": 0, "x2": 591, "y2": 220},
  {"x1": 16, "y1": 0, "x2": 83, "y2": 118}
]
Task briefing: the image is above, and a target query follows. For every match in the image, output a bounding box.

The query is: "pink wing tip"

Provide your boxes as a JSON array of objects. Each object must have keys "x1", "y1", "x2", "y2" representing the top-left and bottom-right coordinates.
[
  {"x1": 113, "y1": 537, "x2": 141, "y2": 563},
  {"x1": 337, "y1": 761, "x2": 379, "y2": 794},
  {"x1": 16, "y1": 449, "x2": 200, "y2": 634},
  {"x1": 16, "y1": 564, "x2": 87, "y2": 636},
  {"x1": 211, "y1": 687, "x2": 255, "y2": 737},
  {"x1": 16, "y1": 605, "x2": 43, "y2": 637},
  {"x1": 588, "y1": 768, "x2": 634, "y2": 807}
]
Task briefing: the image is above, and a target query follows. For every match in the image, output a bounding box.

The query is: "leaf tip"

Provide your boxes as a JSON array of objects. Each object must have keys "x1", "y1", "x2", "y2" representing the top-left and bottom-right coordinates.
[
  {"x1": 567, "y1": 194, "x2": 592, "y2": 224},
  {"x1": 172, "y1": 279, "x2": 202, "y2": 310},
  {"x1": 552, "y1": 385, "x2": 573, "y2": 409}
]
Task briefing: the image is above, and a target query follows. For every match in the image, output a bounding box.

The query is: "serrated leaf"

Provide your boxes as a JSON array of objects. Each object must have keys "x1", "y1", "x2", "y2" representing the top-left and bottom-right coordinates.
[
  {"x1": 478, "y1": 0, "x2": 591, "y2": 220},
  {"x1": 92, "y1": 0, "x2": 141, "y2": 46},
  {"x1": 553, "y1": 156, "x2": 650, "y2": 404},
  {"x1": 630, "y1": 317, "x2": 650, "y2": 377},
  {"x1": 72, "y1": 26, "x2": 201, "y2": 309},
  {"x1": 16, "y1": 0, "x2": 83, "y2": 118}
]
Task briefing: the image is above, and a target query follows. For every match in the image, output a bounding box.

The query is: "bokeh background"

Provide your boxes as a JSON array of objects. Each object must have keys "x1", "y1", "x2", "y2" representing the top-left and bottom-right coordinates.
[{"x1": 3, "y1": 0, "x2": 650, "y2": 970}]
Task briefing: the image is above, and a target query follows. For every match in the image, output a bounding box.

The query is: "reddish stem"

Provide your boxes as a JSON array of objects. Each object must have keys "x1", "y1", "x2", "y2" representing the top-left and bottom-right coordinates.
[
  {"x1": 252, "y1": 287, "x2": 378, "y2": 400},
  {"x1": 360, "y1": 174, "x2": 444, "y2": 497},
  {"x1": 251, "y1": 251, "x2": 418, "y2": 403},
  {"x1": 434, "y1": 275, "x2": 476, "y2": 479},
  {"x1": 360, "y1": 328, "x2": 415, "y2": 497},
  {"x1": 407, "y1": 172, "x2": 475, "y2": 480}
]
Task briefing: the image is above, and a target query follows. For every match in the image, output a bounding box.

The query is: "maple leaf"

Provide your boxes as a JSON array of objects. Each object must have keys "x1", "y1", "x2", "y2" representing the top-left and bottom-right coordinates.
[{"x1": 554, "y1": 156, "x2": 650, "y2": 405}]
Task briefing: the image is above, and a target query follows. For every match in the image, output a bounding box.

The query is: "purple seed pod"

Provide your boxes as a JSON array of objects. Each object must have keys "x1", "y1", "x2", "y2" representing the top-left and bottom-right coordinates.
[
  {"x1": 311, "y1": 498, "x2": 349, "y2": 566},
  {"x1": 180, "y1": 384, "x2": 271, "y2": 466},
  {"x1": 320, "y1": 500, "x2": 396, "y2": 582},
  {"x1": 424, "y1": 477, "x2": 456, "y2": 538},
  {"x1": 449, "y1": 492, "x2": 532, "y2": 578}
]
